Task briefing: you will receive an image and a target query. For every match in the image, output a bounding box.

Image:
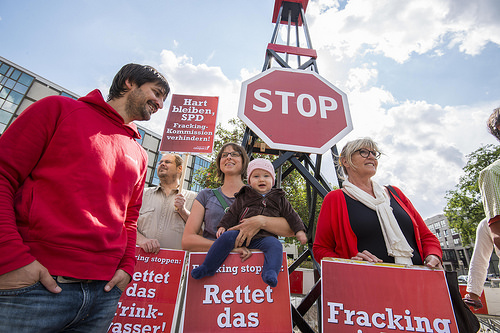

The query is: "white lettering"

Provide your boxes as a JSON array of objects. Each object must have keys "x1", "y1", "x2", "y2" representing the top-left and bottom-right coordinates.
[
  {"x1": 203, "y1": 285, "x2": 220, "y2": 304},
  {"x1": 327, "y1": 302, "x2": 343, "y2": 323},
  {"x1": 275, "y1": 91, "x2": 294, "y2": 114},
  {"x1": 433, "y1": 318, "x2": 452, "y2": 333},
  {"x1": 297, "y1": 94, "x2": 316, "y2": 117},
  {"x1": 319, "y1": 96, "x2": 338, "y2": 118},
  {"x1": 253, "y1": 89, "x2": 272, "y2": 112},
  {"x1": 372, "y1": 313, "x2": 386, "y2": 328}
]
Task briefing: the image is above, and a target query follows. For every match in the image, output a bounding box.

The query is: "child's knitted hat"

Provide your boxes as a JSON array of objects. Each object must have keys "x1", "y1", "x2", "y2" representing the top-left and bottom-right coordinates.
[{"x1": 247, "y1": 158, "x2": 275, "y2": 185}]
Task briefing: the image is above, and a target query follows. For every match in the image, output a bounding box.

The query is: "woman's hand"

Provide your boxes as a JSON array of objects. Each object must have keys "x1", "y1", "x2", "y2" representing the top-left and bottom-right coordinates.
[
  {"x1": 423, "y1": 254, "x2": 443, "y2": 269},
  {"x1": 351, "y1": 250, "x2": 383, "y2": 263},
  {"x1": 228, "y1": 215, "x2": 265, "y2": 247},
  {"x1": 233, "y1": 246, "x2": 253, "y2": 262}
]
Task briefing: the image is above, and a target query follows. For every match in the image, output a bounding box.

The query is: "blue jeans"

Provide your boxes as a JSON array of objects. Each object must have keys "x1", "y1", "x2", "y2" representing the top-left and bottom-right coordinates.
[
  {"x1": 191, "y1": 230, "x2": 283, "y2": 287},
  {"x1": 0, "y1": 279, "x2": 122, "y2": 332}
]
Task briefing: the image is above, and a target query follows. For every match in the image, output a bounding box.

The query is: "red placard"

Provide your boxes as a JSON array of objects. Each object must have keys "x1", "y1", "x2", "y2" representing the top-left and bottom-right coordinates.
[
  {"x1": 182, "y1": 252, "x2": 292, "y2": 332},
  {"x1": 160, "y1": 94, "x2": 219, "y2": 154},
  {"x1": 289, "y1": 270, "x2": 304, "y2": 294},
  {"x1": 459, "y1": 284, "x2": 489, "y2": 315},
  {"x1": 321, "y1": 259, "x2": 459, "y2": 333},
  {"x1": 108, "y1": 248, "x2": 186, "y2": 333}
]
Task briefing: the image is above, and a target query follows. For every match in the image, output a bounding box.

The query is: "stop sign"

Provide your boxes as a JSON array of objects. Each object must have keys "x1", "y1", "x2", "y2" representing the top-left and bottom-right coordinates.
[{"x1": 238, "y1": 68, "x2": 352, "y2": 154}]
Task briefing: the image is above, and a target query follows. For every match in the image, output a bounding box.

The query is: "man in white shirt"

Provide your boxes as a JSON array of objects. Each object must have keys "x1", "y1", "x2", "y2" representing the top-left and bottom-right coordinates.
[
  {"x1": 137, "y1": 154, "x2": 197, "y2": 252},
  {"x1": 464, "y1": 106, "x2": 500, "y2": 309},
  {"x1": 464, "y1": 218, "x2": 500, "y2": 308}
]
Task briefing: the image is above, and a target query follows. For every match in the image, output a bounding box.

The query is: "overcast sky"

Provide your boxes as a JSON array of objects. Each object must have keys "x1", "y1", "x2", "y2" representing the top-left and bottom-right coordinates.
[{"x1": 2, "y1": 0, "x2": 500, "y2": 219}]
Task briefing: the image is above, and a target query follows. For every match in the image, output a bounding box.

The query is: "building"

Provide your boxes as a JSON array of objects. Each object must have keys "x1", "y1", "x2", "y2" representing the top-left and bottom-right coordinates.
[
  {"x1": 425, "y1": 214, "x2": 471, "y2": 274},
  {"x1": 0, "y1": 56, "x2": 210, "y2": 191},
  {"x1": 425, "y1": 214, "x2": 499, "y2": 276}
]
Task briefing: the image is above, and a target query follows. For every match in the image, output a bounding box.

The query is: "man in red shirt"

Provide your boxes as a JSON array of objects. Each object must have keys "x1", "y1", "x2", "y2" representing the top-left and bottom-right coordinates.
[{"x1": 0, "y1": 64, "x2": 169, "y2": 332}]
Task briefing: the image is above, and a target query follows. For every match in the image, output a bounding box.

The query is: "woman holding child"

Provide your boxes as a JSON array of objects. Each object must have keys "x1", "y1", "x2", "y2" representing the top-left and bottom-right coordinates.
[
  {"x1": 182, "y1": 142, "x2": 295, "y2": 261},
  {"x1": 313, "y1": 137, "x2": 442, "y2": 268}
]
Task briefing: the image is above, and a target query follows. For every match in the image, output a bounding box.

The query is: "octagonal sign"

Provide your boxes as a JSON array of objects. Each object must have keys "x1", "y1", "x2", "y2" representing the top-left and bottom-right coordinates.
[{"x1": 238, "y1": 68, "x2": 352, "y2": 154}]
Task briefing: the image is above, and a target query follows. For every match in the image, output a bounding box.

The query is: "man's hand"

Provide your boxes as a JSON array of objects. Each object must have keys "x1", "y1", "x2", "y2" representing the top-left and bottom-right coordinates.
[
  {"x1": 0, "y1": 260, "x2": 61, "y2": 293},
  {"x1": 174, "y1": 193, "x2": 186, "y2": 211},
  {"x1": 138, "y1": 237, "x2": 161, "y2": 254},
  {"x1": 174, "y1": 193, "x2": 190, "y2": 221},
  {"x1": 105, "y1": 269, "x2": 131, "y2": 292}
]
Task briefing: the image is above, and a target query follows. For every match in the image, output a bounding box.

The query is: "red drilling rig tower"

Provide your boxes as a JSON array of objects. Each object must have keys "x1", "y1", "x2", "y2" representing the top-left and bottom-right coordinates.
[{"x1": 239, "y1": 1, "x2": 352, "y2": 331}]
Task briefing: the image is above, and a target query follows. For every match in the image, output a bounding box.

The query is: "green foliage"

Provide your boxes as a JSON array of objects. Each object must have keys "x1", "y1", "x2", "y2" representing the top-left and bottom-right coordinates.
[
  {"x1": 193, "y1": 119, "x2": 246, "y2": 189},
  {"x1": 193, "y1": 118, "x2": 329, "y2": 244},
  {"x1": 444, "y1": 144, "x2": 500, "y2": 245}
]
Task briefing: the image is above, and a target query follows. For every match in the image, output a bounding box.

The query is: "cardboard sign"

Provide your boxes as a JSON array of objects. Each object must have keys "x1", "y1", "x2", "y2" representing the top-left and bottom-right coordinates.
[
  {"x1": 108, "y1": 248, "x2": 186, "y2": 333},
  {"x1": 160, "y1": 94, "x2": 219, "y2": 154},
  {"x1": 321, "y1": 259, "x2": 459, "y2": 333},
  {"x1": 459, "y1": 284, "x2": 489, "y2": 315},
  {"x1": 182, "y1": 252, "x2": 293, "y2": 332}
]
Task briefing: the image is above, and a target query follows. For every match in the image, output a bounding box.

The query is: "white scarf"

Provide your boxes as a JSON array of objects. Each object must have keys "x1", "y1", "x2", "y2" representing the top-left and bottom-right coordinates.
[{"x1": 343, "y1": 179, "x2": 414, "y2": 265}]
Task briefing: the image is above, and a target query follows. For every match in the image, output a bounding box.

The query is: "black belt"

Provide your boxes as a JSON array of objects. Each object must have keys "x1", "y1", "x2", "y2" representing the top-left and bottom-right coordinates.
[{"x1": 53, "y1": 276, "x2": 94, "y2": 284}]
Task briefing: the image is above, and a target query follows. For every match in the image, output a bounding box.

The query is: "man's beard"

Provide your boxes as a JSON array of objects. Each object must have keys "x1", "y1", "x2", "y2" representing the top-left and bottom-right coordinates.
[
  {"x1": 159, "y1": 171, "x2": 178, "y2": 185},
  {"x1": 125, "y1": 88, "x2": 151, "y2": 121}
]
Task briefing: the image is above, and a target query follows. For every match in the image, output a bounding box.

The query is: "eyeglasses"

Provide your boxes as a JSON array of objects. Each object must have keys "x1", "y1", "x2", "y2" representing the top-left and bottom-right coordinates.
[
  {"x1": 355, "y1": 148, "x2": 381, "y2": 159},
  {"x1": 221, "y1": 151, "x2": 241, "y2": 158}
]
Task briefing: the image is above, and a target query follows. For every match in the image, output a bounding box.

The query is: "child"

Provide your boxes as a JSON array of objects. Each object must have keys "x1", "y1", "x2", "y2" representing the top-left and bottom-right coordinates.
[{"x1": 191, "y1": 158, "x2": 307, "y2": 287}]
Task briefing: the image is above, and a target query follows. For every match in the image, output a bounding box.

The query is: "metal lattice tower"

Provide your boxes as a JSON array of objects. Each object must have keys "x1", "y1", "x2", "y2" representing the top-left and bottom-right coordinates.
[{"x1": 240, "y1": 1, "x2": 344, "y2": 331}]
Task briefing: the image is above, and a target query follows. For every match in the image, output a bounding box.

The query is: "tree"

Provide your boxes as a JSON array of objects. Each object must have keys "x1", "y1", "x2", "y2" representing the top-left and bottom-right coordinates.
[
  {"x1": 193, "y1": 118, "x2": 327, "y2": 245},
  {"x1": 444, "y1": 144, "x2": 500, "y2": 245}
]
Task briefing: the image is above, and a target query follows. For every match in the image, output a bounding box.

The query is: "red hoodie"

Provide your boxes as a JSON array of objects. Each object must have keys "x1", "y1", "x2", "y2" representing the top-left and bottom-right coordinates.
[{"x1": 0, "y1": 89, "x2": 146, "y2": 280}]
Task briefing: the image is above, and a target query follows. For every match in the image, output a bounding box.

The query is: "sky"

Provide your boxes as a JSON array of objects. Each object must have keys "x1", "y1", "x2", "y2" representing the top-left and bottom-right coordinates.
[{"x1": 2, "y1": 0, "x2": 500, "y2": 219}]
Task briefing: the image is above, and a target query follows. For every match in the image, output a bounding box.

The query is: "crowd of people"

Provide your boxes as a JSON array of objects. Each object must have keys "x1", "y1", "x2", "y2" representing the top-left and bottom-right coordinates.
[{"x1": 0, "y1": 61, "x2": 496, "y2": 332}]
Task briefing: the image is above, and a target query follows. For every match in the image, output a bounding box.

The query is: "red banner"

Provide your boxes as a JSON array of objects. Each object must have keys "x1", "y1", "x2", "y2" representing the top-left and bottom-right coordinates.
[
  {"x1": 108, "y1": 248, "x2": 186, "y2": 333},
  {"x1": 321, "y1": 259, "x2": 459, "y2": 333},
  {"x1": 182, "y1": 252, "x2": 293, "y2": 332},
  {"x1": 160, "y1": 94, "x2": 219, "y2": 154}
]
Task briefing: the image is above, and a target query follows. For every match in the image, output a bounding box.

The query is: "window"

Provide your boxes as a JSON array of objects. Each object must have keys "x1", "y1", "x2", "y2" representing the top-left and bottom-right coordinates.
[
  {"x1": 60, "y1": 91, "x2": 77, "y2": 99},
  {"x1": 142, "y1": 134, "x2": 160, "y2": 151},
  {"x1": 0, "y1": 109, "x2": 12, "y2": 123},
  {"x1": 135, "y1": 128, "x2": 145, "y2": 145},
  {"x1": 18, "y1": 73, "x2": 34, "y2": 86},
  {"x1": 7, "y1": 90, "x2": 23, "y2": 105},
  {"x1": 10, "y1": 69, "x2": 21, "y2": 81},
  {"x1": 0, "y1": 63, "x2": 9, "y2": 75},
  {"x1": 13, "y1": 82, "x2": 28, "y2": 94},
  {"x1": 0, "y1": 61, "x2": 35, "y2": 134}
]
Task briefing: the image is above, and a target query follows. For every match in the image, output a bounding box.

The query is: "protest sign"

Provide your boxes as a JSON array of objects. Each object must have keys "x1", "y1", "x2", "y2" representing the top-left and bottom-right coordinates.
[
  {"x1": 160, "y1": 94, "x2": 219, "y2": 154},
  {"x1": 459, "y1": 284, "x2": 489, "y2": 315},
  {"x1": 108, "y1": 248, "x2": 186, "y2": 333},
  {"x1": 321, "y1": 258, "x2": 459, "y2": 333},
  {"x1": 182, "y1": 251, "x2": 293, "y2": 332}
]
